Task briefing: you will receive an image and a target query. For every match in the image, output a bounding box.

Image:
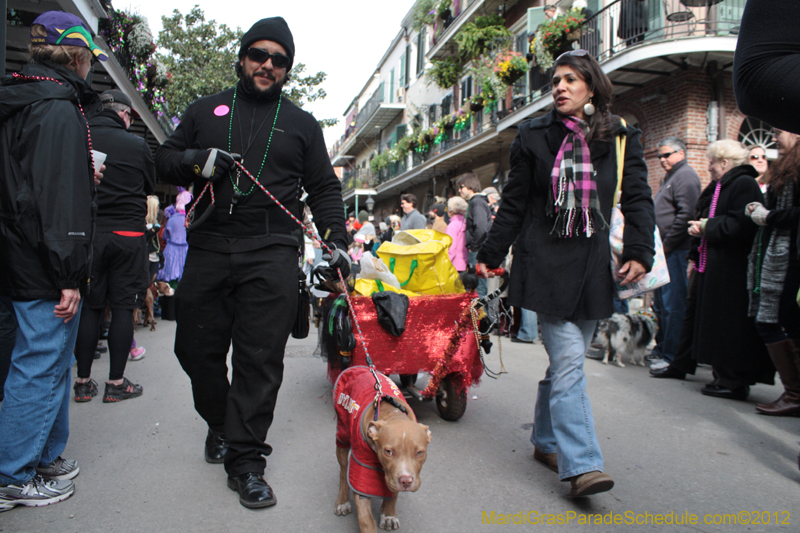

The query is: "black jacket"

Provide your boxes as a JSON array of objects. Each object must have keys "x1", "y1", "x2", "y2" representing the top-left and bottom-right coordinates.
[
  {"x1": 478, "y1": 111, "x2": 655, "y2": 321},
  {"x1": 0, "y1": 62, "x2": 100, "y2": 300},
  {"x1": 89, "y1": 110, "x2": 155, "y2": 232},
  {"x1": 155, "y1": 82, "x2": 347, "y2": 253},
  {"x1": 465, "y1": 194, "x2": 492, "y2": 252}
]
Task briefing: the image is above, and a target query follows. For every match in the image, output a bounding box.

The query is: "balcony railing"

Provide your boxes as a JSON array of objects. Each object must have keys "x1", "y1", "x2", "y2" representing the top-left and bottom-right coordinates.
[
  {"x1": 355, "y1": 82, "x2": 386, "y2": 134},
  {"x1": 497, "y1": 0, "x2": 744, "y2": 122}
]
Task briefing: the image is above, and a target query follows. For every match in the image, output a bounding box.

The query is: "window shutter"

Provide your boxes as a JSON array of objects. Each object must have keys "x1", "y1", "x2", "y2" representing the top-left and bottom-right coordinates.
[
  {"x1": 395, "y1": 124, "x2": 407, "y2": 140},
  {"x1": 404, "y1": 44, "x2": 411, "y2": 87},
  {"x1": 416, "y1": 28, "x2": 426, "y2": 76},
  {"x1": 390, "y1": 68, "x2": 395, "y2": 103},
  {"x1": 400, "y1": 56, "x2": 406, "y2": 90}
]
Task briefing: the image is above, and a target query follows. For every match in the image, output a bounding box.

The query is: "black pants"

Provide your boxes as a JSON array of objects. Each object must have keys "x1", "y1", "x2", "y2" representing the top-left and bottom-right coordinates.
[
  {"x1": 174, "y1": 245, "x2": 297, "y2": 477},
  {"x1": 670, "y1": 270, "x2": 698, "y2": 375}
]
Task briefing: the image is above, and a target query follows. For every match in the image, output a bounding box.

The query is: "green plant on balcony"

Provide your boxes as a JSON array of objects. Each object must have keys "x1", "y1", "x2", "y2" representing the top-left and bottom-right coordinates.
[
  {"x1": 494, "y1": 50, "x2": 529, "y2": 86},
  {"x1": 426, "y1": 57, "x2": 463, "y2": 89},
  {"x1": 369, "y1": 151, "x2": 390, "y2": 173},
  {"x1": 532, "y1": 8, "x2": 586, "y2": 71},
  {"x1": 469, "y1": 94, "x2": 485, "y2": 112},
  {"x1": 453, "y1": 14, "x2": 512, "y2": 62},
  {"x1": 436, "y1": 0, "x2": 452, "y2": 20},
  {"x1": 396, "y1": 134, "x2": 416, "y2": 157},
  {"x1": 412, "y1": 0, "x2": 438, "y2": 32}
]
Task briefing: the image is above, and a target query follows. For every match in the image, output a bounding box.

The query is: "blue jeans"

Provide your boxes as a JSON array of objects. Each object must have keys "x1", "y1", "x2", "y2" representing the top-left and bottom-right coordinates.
[
  {"x1": 532, "y1": 314, "x2": 603, "y2": 480},
  {"x1": 651, "y1": 249, "x2": 689, "y2": 362},
  {"x1": 467, "y1": 251, "x2": 487, "y2": 299},
  {"x1": 516, "y1": 308, "x2": 539, "y2": 342},
  {"x1": 0, "y1": 299, "x2": 81, "y2": 484}
]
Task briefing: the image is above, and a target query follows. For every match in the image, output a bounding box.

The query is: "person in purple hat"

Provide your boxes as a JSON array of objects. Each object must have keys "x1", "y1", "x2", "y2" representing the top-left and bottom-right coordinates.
[{"x1": 0, "y1": 10, "x2": 106, "y2": 512}]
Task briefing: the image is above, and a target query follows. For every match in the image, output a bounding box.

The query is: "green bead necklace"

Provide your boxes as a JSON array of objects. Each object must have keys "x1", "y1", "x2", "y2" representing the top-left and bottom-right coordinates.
[{"x1": 227, "y1": 86, "x2": 282, "y2": 196}]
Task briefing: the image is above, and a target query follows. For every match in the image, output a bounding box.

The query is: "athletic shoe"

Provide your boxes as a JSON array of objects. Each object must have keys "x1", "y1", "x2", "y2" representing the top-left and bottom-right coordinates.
[
  {"x1": 129, "y1": 347, "x2": 146, "y2": 361},
  {"x1": 103, "y1": 377, "x2": 143, "y2": 403},
  {"x1": 648, "y1": 356, "x2": 666, "y2": 368},
  {"x1": 0, "y1": 475, "x2": 74, "y2": 512},
  {"x1": 35, "y1": 457, "x2": 79, "y2": 481},
  {"x1": 650, "y1": 360, "x2": 670, "y2": 370},
  {"x1": 73, "y1": 379, "x2": 98, "y2": 403}
]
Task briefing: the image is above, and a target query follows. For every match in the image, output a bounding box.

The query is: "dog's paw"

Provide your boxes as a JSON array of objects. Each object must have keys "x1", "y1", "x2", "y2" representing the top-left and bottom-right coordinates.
[
  {"x1": 379, "y1": 514, "x2": 400, "y2": 531},
  {"x1": 614, "y1": 361, "x2": 626, "y2": 368},
  {"x1": 601, "y1": 360, "x2": 608, "y2": 365},
  {"x1": 334, "y1": 502, "x2": 352, "y2": 516}
]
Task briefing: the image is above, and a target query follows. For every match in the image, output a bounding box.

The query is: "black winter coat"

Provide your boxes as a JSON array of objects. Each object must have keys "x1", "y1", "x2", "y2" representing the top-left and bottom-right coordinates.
[
  {"x1": 478, "y1": 111, "x2": 655, "y2": 321},
  {"x1": 89, "y1": 110, "x2": 156, "y2": 232},
  {"x1": 0, "y1": 62, "x2": 100, "y2": 300},
  {"x1": 691, "y1": 165, "x2": 773, "y2": 383}
]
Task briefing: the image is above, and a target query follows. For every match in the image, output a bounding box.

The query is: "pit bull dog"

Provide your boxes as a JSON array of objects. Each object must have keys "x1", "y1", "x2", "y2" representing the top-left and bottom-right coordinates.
[{"x1": 333, "y1": 366, "x2": 431, "y2": 533}]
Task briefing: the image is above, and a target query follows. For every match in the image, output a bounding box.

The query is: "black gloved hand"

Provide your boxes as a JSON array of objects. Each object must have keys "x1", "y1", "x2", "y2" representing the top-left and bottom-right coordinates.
[
  {"x1": 322, "y1": 244, "x2": 352, "y2": 280},
  {"x1": 184, "y1": 148, "x2": 237, "y2": 182}
]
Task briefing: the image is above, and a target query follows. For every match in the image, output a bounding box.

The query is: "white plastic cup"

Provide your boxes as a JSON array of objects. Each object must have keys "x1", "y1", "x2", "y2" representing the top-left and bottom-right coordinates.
[{"x1": 92, "y1": 150, "x2": 107, "y2": 173}]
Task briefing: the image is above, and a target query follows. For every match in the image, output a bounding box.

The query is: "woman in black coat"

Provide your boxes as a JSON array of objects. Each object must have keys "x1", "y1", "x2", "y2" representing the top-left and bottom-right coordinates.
[
  {"x1": 687, "y1": 140, "x2": 772, "y2": 401},
  {"x1": 477, "y1": 50, "x2": 655, "y2": 497}
]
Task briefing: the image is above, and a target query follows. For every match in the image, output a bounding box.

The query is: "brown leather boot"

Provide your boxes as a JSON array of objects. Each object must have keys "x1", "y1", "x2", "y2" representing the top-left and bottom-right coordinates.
[{"x1": 756, "y1": 339, "x2": 800, "y2": 417}]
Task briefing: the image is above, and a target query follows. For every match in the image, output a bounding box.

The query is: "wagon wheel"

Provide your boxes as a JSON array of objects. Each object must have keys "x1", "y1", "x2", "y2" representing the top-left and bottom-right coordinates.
[
  {"x1": 435, "y1": 374, "x2": 467, "y2": 421},
  {"x1": 399, "y1": 374, "x2": 417, "y2": 387}
]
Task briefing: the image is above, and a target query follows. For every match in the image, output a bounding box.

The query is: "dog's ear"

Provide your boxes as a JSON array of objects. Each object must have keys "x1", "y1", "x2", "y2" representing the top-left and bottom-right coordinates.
[
  {"x1": 367, "y1": 420, "x2": 385, "y2": 443},
  {"x1": 419, "y1": 423, "x2": 432, "y2": 443}
]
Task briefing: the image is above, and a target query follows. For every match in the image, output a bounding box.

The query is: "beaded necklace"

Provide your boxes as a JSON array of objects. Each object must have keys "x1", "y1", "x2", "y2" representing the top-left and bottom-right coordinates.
[
  {"x1": 227, "y1": 86, "x2": 282, "y2": 197},
  {"x1": 696, "y1": 180, "x2": 721, "y2": 273},
  {"x1": 12, "y1": 73, "x2": 96, "y2": 179}
]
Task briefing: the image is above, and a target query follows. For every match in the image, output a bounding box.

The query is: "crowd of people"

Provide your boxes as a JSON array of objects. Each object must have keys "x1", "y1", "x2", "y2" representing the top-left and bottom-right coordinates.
[{"x1": 1, "y1": 0, "x2": 799, "y2": 515}]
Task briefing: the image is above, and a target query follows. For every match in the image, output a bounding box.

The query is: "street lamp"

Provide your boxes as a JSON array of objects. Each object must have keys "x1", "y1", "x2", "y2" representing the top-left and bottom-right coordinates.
[{"x1": 365, "y1": 195, "x2": 375, "y2": 214}]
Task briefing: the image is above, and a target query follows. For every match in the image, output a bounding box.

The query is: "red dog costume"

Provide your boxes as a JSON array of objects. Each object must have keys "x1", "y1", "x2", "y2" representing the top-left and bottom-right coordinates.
[{"x1": 333, "y1": 366, "x2": 408, "y2": 499}]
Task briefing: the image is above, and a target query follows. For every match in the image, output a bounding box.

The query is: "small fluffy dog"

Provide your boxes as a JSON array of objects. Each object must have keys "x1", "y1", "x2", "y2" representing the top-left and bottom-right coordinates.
[{"x1": 595, "y1": 312, "x2": 657, "y2": 367}]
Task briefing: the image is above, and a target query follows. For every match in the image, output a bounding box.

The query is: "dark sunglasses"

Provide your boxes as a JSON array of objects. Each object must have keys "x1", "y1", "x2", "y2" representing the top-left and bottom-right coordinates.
[
  {"x1": 246, "y1": 48, "x2": 290, "y2": 68},
  {"x1": 657, "y1": 151, "x2": 677, "y2": 159},
  {"x1": 556, "y1": 49, "x2": 591, "y2": 61},
  {"x1": 750, "y1": 154, "x2": 766, "y2": 160}
]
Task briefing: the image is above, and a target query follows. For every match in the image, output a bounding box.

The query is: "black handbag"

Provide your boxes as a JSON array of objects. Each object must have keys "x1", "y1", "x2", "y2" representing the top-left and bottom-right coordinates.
[
  {"x1": 292, "y1": 268, "x2": 310, "y2": 339},
  {"x1": 371, "y1": 291, "x2": 409, "y2": 337}
]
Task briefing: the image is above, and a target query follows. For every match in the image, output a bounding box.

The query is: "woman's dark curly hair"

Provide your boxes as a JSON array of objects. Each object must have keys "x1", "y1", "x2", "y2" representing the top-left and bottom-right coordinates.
[
  {"x1": 764, "y1": 131, "x2": 800, "y2": 194},
  {"x1": 553, "y1": 51, "x2": 614, "y2": 142}
]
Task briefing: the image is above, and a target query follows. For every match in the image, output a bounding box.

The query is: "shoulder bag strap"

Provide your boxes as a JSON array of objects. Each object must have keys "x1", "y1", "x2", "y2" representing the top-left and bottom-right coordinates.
[{"x1": 614, "y1": 118, "x2": 627, "y2": 206}]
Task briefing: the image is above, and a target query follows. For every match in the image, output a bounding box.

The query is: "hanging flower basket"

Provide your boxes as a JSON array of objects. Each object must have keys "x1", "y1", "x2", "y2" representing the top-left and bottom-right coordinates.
[{"x1": 567, "y1": 28, "x2": 582, "y2": 41}]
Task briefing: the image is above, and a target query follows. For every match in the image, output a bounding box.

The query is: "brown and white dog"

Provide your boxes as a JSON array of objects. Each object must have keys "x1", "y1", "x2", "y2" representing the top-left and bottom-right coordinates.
[
  {"x1": 135, "y1": 281, "x2": 174, "y2": 332},
  {"x1": 333, "y1": 366, "x2": 431, "y2": 533}
]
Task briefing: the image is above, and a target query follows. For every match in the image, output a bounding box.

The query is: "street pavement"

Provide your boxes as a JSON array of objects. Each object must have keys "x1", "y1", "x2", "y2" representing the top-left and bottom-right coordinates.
[{"x1": 1, "y1": 316, "x2": 799, "y2": 533}]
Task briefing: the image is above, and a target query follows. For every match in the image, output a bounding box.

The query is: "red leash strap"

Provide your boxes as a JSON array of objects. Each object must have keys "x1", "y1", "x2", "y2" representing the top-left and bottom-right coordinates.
[{"x1": 185, "y1": 160, "x2": 383, "y2": 401}]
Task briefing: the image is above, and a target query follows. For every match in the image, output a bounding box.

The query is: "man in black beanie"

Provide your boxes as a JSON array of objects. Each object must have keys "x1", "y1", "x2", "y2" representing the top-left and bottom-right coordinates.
[{"x1": 155, "y1": 16, "x2": 350, "y2": 509}]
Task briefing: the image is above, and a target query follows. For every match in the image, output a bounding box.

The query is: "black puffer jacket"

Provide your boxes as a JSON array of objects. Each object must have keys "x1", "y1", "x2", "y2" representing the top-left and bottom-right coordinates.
[
  {"x1": 0, "y1": 62, "x2": 100, "y2": 300},
  {"x1": 478, "y1": 111, "x2": 655, "y2": 321}
]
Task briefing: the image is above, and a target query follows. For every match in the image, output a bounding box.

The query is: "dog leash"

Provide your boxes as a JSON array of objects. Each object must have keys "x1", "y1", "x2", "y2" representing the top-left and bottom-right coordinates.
[{"x1": 188, "y1": 160, "x2": 386, "y2": 413}]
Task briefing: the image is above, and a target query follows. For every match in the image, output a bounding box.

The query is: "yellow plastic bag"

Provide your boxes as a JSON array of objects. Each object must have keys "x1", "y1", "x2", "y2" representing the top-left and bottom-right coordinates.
[
  {"x1": 354, "y1": 278, "x2": 418, "y2": 298},
  {"x1": 376, "y1": 229, "x2": 464, "y2": 295}
]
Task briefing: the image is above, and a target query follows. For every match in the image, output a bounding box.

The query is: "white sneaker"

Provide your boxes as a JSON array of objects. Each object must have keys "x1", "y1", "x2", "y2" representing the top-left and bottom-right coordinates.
[
  {"x1": 650, "y1": 360, "x2": 670, "y2": 370},
  {"x1": 0, "y1": 475, "x2": 74, "y2": 512},
  {"x1": 35, "y1": 456, "x2": 79, "y2": 480}
]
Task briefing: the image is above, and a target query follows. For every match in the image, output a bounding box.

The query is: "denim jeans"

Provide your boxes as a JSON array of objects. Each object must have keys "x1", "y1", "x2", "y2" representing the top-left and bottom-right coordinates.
[
  {"x1": 467, "y1": 251, "x2": 487, "y2": 299},
  {"x1": 651, "y1": 249, "x2": 689, "y2": 362},
  {"x1": 0, "y1": 299, "x2": 81, "y2": 484},
  {"x1": 0, "y1": 296, "x2": 17, "y2": 402},
  {"x1": 516, "y1": 308, "x2": 539, "y2": 342},
  {"x1": 532, "y1": 314, "x2": 603, "y2": 480}
]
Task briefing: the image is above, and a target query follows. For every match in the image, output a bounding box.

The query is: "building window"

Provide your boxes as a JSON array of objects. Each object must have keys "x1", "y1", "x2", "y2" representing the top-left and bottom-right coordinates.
[
  {"x1": 739, "y1": 117, "x2": 777, "y2": 158},
  {"x1": 416, "y1": 28, "x2": 426, "y2": 76},
  {"x1": 404, "y1": 44, "x2": 411, "y2": 88},
  {"x1": 461, "y1": 77, "x2": 473, "y2": 106}
]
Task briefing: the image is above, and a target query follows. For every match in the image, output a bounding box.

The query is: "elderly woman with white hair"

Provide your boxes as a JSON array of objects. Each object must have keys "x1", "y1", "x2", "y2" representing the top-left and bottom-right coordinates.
[
  {"x1": 446, "y1": 196, "x2": 469, "y2": 273},
  {"x1": 687, "y1": 140, "x2": 773, "y2": 401}
]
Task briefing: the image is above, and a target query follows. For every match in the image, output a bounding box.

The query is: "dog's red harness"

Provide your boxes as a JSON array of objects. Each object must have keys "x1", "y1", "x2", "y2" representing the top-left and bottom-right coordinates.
[{"x1": 334, "y1": 366, "x2": 408, "y2": 499}]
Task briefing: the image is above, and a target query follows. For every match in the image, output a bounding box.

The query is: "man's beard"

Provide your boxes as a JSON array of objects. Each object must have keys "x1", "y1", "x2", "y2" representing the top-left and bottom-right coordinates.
[{"x1": 242, "y1": 69, "x2": 286, "y2": 100}]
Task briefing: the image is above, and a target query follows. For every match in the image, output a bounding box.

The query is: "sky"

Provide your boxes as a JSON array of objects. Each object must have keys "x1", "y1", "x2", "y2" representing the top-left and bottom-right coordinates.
[{"x1": 126, "y1": 0, "x2": 418, "y2": 149}]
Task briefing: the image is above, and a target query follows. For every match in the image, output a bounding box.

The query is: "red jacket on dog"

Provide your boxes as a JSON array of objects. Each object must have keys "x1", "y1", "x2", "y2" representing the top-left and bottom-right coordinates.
[{"x1": 334, "y1": 366, "x2": 406, "y2": 499}]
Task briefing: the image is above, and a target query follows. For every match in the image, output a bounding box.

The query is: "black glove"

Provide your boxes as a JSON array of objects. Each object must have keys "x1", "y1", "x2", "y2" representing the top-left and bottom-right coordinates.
[
  {"x1": 184, "y1": 148, "x2": 237, "y2": 182},
  {"x1": 322, "y1": 244, "x2": 352, "y2": 279}
]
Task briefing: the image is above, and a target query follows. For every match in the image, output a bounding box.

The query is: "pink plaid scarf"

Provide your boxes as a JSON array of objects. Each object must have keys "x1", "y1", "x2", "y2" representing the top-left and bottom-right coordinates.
[{"x1": 549, "y1": 116, "x2": 605, "y2": 238}]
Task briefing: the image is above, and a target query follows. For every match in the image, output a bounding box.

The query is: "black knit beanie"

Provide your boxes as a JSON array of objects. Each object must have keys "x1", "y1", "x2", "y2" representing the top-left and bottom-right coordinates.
[{"x1": 239, "y1": 17, "x2": 295, "y2": 70}]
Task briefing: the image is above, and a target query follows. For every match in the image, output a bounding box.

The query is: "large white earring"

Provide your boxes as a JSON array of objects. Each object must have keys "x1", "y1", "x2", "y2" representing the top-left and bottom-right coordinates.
[{"x1": 583, "y1": 97, "x2": 596, "y2": 116}]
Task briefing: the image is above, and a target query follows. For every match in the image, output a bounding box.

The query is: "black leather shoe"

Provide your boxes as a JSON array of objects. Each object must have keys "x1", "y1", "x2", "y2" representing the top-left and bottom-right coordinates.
[
  {"x1": 700, "y1": 383, "x2": 749, "y2": 401},
  {"x1": 204, "y1": 429, "x2": 229, "y2": 464},
  {"x1": 650, "y1": 366, "x2": 686, "y2": 380},
  {"x1": 227, "y1": 473, "x2": 277, "y2": 508}
]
